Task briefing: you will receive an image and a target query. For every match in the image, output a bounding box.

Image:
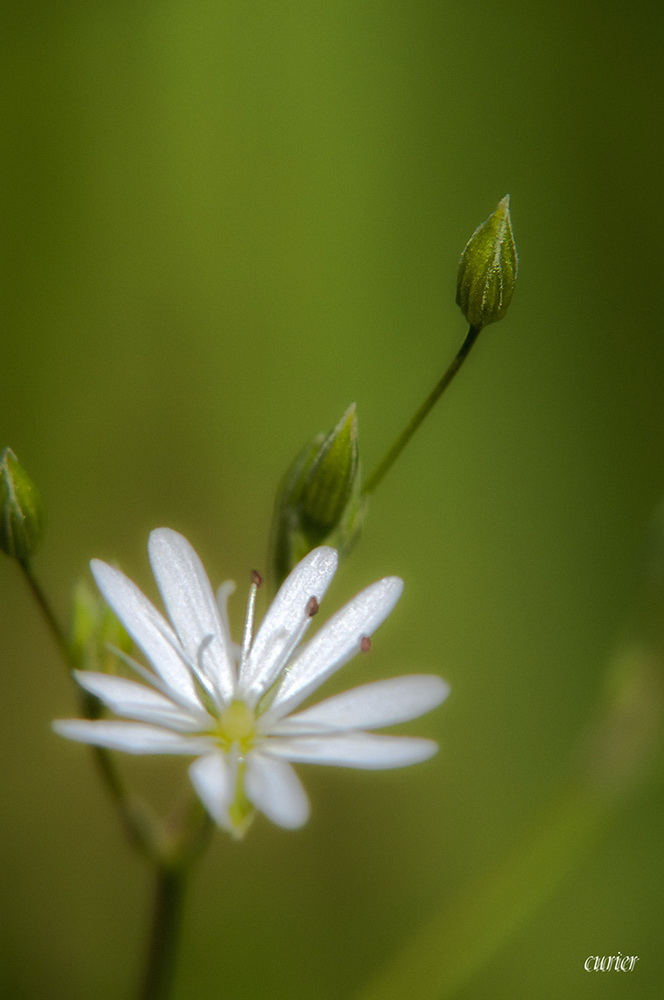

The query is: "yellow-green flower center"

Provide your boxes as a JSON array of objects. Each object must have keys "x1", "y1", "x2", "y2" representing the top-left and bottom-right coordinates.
[{"x1": 217, "y1": 700, "x2": 256, "y2": 750}]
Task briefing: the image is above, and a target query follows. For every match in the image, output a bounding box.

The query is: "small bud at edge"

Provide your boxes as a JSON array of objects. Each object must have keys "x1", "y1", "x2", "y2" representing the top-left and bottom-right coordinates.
[{"x1": 0, "y1": 447, "x2": 46, "y2": 562}]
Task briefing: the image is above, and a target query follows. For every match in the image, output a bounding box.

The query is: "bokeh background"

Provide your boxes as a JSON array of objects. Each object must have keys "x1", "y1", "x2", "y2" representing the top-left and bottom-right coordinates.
[{"x1": 2, "y1": 1, "x2": 663, "y2": 998}]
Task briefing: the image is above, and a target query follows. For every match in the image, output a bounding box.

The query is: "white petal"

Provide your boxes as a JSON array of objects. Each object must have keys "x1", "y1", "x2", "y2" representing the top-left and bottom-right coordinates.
[
  {"x1": 240, "y1": 547, "x2": 338, "y2": 702},
  {"x1": 189, "y1": 752, "x2": 234, "y2": 826},
  {"x1": 277, "y1": 675, "x2": 449, "y2": 732},
  {"x1": 265, "y1": 576, "x2": 403, "y2": 720},
  {"x1": 148, "y1": 529, "x2": 236, "y2": 703},
  {"x1": 245, "y1": 753, "x2": 310, "y2": 828},
  {"x1": 91, "y1": 560, "x2": 201, "y2": 711},
  {"x1": 73, "y1": 671, "x2": 211, "y2": 731},
  {"x1": 265, "y1": 732, "x2": 438, "y2": 768},
  {"x1": 52, "y1": 719, "x2": 212, "y2": 754}
]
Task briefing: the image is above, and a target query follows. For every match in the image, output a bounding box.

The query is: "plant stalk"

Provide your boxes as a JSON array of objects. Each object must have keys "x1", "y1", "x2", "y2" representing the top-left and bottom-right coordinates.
[
  {"x1": 139, "y1": 865, "x2": 187, "y2": 1000},
  {"x1": 363, "y1": 325, "x2": 482, "y2": 496},
  {"x1": 19, "y1": 559, "x2": 157, "y2": 854}
]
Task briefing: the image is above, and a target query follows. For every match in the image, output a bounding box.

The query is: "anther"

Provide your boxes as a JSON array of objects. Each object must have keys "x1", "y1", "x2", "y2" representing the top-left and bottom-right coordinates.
[
  {"x1": 251, "y1": 569, "x2": 263, "y2": 588},
  {"x1": 306, "y1": 596, "x2": 319, "y2": 618},
  {"x1": 360, "y1": 635, "x2": 371, "y2": 652}
]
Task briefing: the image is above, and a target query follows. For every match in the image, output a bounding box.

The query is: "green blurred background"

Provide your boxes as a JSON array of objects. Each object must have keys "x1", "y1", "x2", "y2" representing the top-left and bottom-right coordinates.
[{"x1": 2, "y1": 1, "x2": 663, "y2": 997}]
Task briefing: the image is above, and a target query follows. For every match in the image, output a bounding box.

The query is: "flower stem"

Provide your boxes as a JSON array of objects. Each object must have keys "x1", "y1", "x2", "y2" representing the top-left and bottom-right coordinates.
[
  {"x1": 20, "y1": 558, "x2": 75, "y2": 670},
  {"x1": 20, "y1": 561, "x2": 209, "y2": 1000},
  {"x1": 363, "y1": 325, "x2": 482, "y2": 497},
  {"x1": 19, "y1": 559, "x2": 158, "y2": 855},
  {"x1": 139, "y1": 865, "x2": 187, "y2": 1000}
]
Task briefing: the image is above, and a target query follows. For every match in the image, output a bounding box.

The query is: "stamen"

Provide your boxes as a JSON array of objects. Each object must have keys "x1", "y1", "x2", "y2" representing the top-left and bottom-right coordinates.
[
  {"x1": 360, "y1": 635, "x2": 372, "y2": 653},
  {"x1": 155, "y1": 616, "x2": 219, "y2": 704},
  {"x1": 143, "y1": 618, "x2": 220, "y2": 708},
  {"x1": 105, "y1": 640, "x2": 214, "y2": 716},
  {"x1": 216, "y1": 580, "x2": 237, "y2": 636},
  {"x1": 306, "y1": 595, "x2": 319, "y2": 617},
  {"x1": 197, "y1": 633, "x2": 214, "y2": 667},
  {"x1": 247, "y1": 586, "x2": 326, "y2": 712},
  {"x1": 106, "y1": 643, "x2": 166, "y2": 692},
  {"x1": 240, "y1": 571, "x2": 261, "y2": 672},
  {"x1": 193, "y1": 633, "x2": 221, "y2": 704}
]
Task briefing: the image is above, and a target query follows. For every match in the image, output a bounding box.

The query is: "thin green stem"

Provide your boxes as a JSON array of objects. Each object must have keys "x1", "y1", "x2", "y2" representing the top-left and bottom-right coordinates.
[
  {"x1": 21, "y1": 559, "x2": 211, "y2": 1000},
  {"x1": 139, "y1": 865, "x2": 187, "y2": 1000},
  {"x1": 134, "y1": 794, "x2": 213, "y2": 1000},
  {"x1": 20, "y1": 559, "x2": 75, "y2": 670},
  {"x1": 363, "y1": 325, "x2": 482, "y2": 497},
  {"x1": 19, "y1": 559, "x2": 157, "y2": 855}
]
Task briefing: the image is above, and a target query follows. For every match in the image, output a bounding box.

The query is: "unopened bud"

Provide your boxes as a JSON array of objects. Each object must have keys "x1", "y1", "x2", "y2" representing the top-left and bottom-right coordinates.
[
  {"x1": 0, "y1": 447, "x2": 46, "y2": 562},
  {"x1": 300, "y1": 404, "x2": 359, "y2": 538},
  {"x1": 269, "y1": 405, "x2": 364, "y2": 586},
  {"x1": 456, "y1": 195, "x2": 517, "y2": 330}
]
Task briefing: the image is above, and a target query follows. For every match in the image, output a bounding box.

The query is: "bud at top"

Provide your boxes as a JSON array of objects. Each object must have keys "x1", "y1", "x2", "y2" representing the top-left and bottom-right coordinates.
[
  {"x1": 0, "y1": 447, "x2": 46, "y2": 562},
  {"x1": 269, "y1": 405, "x2": 363, "y2": 587},
  {"x1": 456, "y1": 195, "x2": 517, "y2": 330}
]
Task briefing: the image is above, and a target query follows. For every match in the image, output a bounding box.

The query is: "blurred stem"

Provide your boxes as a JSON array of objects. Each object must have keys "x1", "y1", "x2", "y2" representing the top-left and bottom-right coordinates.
[
  {"x1": 19, "y1": 559, "x2": 158, "y2": 855},
  {"x1": 22, "y1": 559, "x2": 212, "y2": 1000},
  {"x1": 137, "y1": 795, "x2": 213, "y2": 999},
  {"x1": 140, "y1": 865, "x2": 187, "y2": 1000},
  {"x1": 20, "y1": 559, "x2": 74, "y2": 670},
  {"x1": 363, "y1": 325, "x2": 482, "y2": 497},
  {"x1": 354, "y1": 783, "x2": 609, "y2": 1000}
]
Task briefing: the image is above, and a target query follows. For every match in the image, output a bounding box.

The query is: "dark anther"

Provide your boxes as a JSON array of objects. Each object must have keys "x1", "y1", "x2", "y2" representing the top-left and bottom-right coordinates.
[
  {"x1": 306, "y1": 596, "x2": 319, "y2": 617},
  {"x1": 251, "y1": 569, "x2": 263, "y2": 588},
  {"x1": 360, "y1": 635, "x2": 372, "y2": 653}
]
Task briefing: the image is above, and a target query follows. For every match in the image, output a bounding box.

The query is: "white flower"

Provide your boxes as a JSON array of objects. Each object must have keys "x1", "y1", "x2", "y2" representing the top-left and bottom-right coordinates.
[{"x1": 54, "y1": 529, "x2": 449, "y2": 837}]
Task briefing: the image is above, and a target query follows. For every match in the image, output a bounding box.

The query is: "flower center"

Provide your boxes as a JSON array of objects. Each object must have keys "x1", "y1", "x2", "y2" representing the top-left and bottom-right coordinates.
[{"x1": 218, "y1": 700, "x2": 256, "y2": 750}]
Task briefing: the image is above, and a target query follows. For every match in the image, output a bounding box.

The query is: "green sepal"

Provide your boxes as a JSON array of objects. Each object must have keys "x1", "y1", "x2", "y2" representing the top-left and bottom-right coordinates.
[
  {"x1": 0, "y1": 447, "x2": 46, "y2": 563},
  {"x1": 456, "y1": 195, "x2": 518, "y2": 330},
  {"x1": 70, "y1": 576, "x2": 133, "y2": 674},
  {"x1": 301, "y1": 403, "x2": 359, "y2": 538},
  {"x1": 269, "y1": 432, "x2": 325, "y2": 588}
]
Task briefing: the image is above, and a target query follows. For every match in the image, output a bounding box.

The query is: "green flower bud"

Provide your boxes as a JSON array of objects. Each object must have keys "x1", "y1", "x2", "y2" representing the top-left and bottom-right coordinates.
[
  {"x1": 0, "y1": 447, "x2": 46, "y2": 563},
  {"x1": 70, "y1": 577, "x2": 133, "y2": 674},
  {"x1": 456, "y1": 195, "x2": 518, "y2": 330},
  {"x1": 301, "y1": 404, "x2": 359, "y2": 537},
  {"x1": 269, "y1": 433, "x2": 323, "y2": 585},
  {"x1": 269, "y1": 405, "x2": 364, "y2": 587}
]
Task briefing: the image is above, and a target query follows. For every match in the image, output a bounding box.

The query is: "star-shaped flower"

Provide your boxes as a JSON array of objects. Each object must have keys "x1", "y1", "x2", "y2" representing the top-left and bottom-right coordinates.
[{"x1": 54, "y1": 529, "x2": 448, "y2": 837}]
